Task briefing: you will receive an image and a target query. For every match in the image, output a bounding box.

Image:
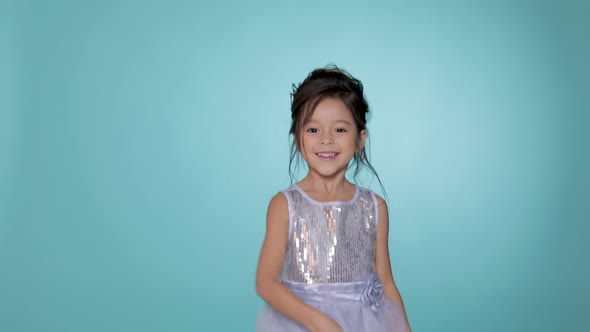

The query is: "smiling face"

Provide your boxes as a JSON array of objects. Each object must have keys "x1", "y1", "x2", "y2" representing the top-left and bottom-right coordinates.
[{"x1": 298, "y1": 97, "x2": 366, "y2": 180}]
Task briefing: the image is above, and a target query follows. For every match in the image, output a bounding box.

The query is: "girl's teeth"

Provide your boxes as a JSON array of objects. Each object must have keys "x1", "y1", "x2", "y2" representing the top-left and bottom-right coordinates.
[{"x1": 318, "y1": 153, "x2": 336, "y2": 157}]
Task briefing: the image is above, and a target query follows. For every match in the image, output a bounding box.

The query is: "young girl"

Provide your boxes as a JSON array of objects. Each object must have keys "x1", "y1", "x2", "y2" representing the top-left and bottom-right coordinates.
[{"x1": 255, "y1": 66, "x2": 412, "y2": 332}]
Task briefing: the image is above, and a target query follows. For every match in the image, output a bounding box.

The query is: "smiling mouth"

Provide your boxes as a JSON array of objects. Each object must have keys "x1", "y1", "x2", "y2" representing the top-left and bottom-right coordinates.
[{"x1": 316, "y1": 152, "x2": 339, "y2": 160}]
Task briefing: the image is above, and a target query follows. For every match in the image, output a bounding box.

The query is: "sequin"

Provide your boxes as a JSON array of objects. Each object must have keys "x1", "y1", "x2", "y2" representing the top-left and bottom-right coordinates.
[{"x1": 280, "y1": 185, "x2": 379, "y2": 284}]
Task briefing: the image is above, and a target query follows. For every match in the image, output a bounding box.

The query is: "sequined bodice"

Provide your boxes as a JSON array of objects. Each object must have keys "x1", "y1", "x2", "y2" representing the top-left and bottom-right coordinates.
[{"x1": 280, "y1": 185, "x2": 379, "y2": 284}]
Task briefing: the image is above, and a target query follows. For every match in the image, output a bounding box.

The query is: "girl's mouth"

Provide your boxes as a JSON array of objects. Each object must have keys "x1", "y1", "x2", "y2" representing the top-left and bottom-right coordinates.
[{"x1": 316, "y1": 152, "x2": 339, "y2": 160}]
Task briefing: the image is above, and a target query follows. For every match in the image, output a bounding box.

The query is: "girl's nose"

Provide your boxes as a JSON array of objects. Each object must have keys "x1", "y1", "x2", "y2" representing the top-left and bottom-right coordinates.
[{"x1": 321, "y1": 135, "x2": 333, "y2": 145}]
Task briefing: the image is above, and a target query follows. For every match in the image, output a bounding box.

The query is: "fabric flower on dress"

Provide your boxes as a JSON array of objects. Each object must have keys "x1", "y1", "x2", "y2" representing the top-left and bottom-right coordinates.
[{"x1": 360, "y1": 274, "x2": 385, "y2": 312}]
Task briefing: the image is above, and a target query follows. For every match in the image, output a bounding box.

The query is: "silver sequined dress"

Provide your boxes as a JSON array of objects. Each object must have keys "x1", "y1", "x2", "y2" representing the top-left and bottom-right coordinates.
[{"x1": 256, "y1": 184, "x2": 407, "y2": 332}]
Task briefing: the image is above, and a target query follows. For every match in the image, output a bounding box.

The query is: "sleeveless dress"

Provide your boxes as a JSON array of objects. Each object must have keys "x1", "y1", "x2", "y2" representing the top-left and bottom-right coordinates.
[{"x1": 256, "y1": 184, "x2": 407, "y2": 331}]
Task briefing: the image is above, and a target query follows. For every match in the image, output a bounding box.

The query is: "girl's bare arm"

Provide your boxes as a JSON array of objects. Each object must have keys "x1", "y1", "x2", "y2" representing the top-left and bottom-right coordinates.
[
  {"x1": 255, "y1": 193, "x2": 342, "y2": 332},
  {"x1": 374, "y1": 195, "x2": 412, "y2": 331}
]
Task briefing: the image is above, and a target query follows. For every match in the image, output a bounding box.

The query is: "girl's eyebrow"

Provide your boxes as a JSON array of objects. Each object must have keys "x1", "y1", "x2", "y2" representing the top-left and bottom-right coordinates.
[
  {"x1": 306, "y1": 119, "x2": 353, "y2": 125},
  {"x1": 334, "y1": 120, "x2": 353, "y2": 126}
]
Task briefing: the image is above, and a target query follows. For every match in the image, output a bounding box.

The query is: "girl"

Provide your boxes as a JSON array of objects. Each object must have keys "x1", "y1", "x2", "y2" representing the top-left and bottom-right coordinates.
[{"x1": 255, "y1": 66, "x2": 412, "y2": 332}]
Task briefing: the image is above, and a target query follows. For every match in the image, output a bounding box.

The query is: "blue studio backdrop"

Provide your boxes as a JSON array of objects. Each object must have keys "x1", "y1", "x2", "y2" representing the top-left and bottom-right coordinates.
[{"x1": 1, "y1": 1, "x2": 589, "y2": 331}]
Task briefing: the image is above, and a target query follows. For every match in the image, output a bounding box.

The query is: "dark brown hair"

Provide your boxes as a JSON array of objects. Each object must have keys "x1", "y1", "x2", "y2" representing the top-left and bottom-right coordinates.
[{"x1": 288, "y1": 65, "x2": 386, "y2": 198}]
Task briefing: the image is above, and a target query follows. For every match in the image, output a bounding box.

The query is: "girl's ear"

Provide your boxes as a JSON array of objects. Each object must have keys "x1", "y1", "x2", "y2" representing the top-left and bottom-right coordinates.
[{"x1": 358, "y1": 129, "x2": 367, "y2": 152}]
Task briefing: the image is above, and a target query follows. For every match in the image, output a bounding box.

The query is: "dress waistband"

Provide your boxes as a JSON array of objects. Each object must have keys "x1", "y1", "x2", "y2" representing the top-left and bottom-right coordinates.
[
  {"x1": 281, "y1": 274, "x2": 385, "y2": 312},
  {"x1": 282, "y1": 280, "x2": 366, "y2": 303}
]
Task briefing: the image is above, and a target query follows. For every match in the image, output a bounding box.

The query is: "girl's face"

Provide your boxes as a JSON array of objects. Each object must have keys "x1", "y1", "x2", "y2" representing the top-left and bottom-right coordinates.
[{"x1": 299, "y1": 97, "x2": 366, "y2": 180}]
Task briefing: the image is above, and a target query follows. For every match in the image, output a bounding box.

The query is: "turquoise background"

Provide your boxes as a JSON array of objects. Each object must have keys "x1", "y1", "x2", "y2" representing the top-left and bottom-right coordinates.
[{"x1": 2, "y1": 0, "x2": 589, "y2": 331}]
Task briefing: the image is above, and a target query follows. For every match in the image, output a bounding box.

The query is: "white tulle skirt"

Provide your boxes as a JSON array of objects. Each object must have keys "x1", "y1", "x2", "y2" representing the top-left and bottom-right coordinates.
[{"x1": 256, "y1": 277, "x2": 407, "y2": 332}]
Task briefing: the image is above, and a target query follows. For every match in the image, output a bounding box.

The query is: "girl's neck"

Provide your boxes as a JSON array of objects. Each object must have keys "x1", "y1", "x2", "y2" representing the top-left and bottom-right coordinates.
[{"x1": 296, "y1": 175, "x2": 355, "y2": 201}]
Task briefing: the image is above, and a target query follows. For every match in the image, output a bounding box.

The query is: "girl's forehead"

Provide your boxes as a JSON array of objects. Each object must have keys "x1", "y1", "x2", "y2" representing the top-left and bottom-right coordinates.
[{"x1": 307, "y1": 98, "x2": 354, "y2": 122}]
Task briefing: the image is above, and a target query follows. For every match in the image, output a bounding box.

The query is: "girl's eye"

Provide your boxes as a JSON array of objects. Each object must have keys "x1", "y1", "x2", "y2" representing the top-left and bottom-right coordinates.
[
  {"x1": 336, "y1": 128, "x2": 347, "y2": 133},
  {"x1": 306, "y1": 128, "x2": 318, "y2": 133}
]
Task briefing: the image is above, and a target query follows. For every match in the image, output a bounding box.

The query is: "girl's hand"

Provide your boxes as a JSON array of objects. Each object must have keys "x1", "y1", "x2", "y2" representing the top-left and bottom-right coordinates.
[{"x1": 309, "y1": 316, "x2": 343, "y2": 332}]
